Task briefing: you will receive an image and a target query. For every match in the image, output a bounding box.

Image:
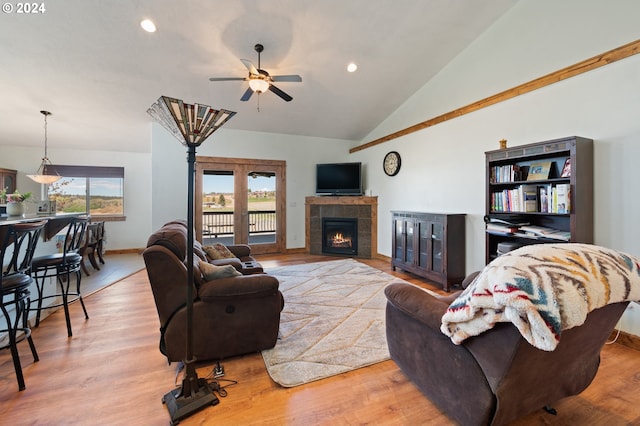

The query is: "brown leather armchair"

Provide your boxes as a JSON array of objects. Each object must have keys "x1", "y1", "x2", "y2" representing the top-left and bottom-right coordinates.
[
  {"x1": 385, "y1": 276, "x2": 628, "y2": 425},
  {"x1": 143, "y1": 222, "x2": 284, "y2": 363}
]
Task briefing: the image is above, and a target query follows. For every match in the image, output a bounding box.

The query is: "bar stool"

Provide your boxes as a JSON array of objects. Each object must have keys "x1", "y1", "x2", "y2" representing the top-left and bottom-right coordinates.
[
  {"x1": 96, "y1": 221, "x2": 106, "y2": 265},
  {"x1": 79, "y1": 222, "x2": 101, "y2": 276},
  {"x1": 1, "y1": 220, "x2": 48, "y2": 391},
  {"x1": 31, "y1": 216, "x2": 90, "y2": 337}
]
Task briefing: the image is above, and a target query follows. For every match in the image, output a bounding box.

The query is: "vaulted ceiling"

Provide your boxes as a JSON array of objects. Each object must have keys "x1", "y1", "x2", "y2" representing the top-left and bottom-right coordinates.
[{"x1": 0, "y1": 0, "x2": 517, "y2": 153}]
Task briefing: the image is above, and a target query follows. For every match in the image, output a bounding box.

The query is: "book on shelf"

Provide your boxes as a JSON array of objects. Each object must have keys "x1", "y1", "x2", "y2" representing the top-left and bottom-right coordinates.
[
  {"x1": 486, "y1": 223, "x2": 518, "y2": 234},
  {"x1": 521, "y1": 184, "x2": 538, "y2": 212},
  {"x1": 555, "y1": 183, "x2": 570, "y2": 213},
  {"x1": 491, "y1": 184, "x2": 541, "y2": 213},
  {"x1": 484, "y1": 216, "x2": 530, "y2": 227},
  {"x1": 518, "y1": 225, "x2": 571, "y2": 241},
  {"x1": 538, "y1": 186, "x2": 549, "y2": 213},
  {"x1": 484, "y1": 216, "x2": 529, "y2": 235},
  {"x1": 491, "y1": 164, "x2": 522, "y2": 183}
]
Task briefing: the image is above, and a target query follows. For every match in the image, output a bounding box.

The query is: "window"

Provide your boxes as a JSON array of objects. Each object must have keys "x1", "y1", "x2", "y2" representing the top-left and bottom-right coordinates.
[{"x1": 46, "y1": 165, "x2": 124, "y2": 217}]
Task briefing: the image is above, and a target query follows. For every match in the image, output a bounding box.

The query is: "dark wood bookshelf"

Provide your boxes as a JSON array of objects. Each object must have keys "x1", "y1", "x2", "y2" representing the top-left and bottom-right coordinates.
[{"x1": 485, "y1": 136, "x2": 593, "y2": 264}]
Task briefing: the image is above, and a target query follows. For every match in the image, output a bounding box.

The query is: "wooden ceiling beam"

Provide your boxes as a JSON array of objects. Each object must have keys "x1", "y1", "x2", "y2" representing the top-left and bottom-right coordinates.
[{"x1": 350, "y1": 39, "x2": 640, "y2": 153}]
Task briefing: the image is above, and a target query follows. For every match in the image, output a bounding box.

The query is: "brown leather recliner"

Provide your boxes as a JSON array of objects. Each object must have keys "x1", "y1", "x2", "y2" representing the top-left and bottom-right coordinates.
[
  {"x1": 143, "y1": 222, "x2": 284, "y2": 363},
  {"x1": 384, "y1": 274, "x2": 629, "y2": 426}
]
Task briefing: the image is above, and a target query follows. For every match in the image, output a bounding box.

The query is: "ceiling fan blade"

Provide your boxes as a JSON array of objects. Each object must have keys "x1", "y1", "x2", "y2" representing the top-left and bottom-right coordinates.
[
  {"x1": 271, "y1": 75, "x2": 302, "y2": 82},
  {"x1": 240, "y1": 87, "x2": 254, "y2": 102},
  {"x1": 240, "y1": 59, "x2": 259, "y2": 75},
  {"x1": 268, "y1": 84, "x2": 293, "y2": 102},
  {"x1": 209, "y1": 77, "x2": 247, "y2": 81}
]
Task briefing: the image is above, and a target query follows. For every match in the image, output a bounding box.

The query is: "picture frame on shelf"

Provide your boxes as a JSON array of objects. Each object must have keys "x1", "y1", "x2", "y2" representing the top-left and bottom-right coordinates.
[
  {"x1": 36, "y1": 200, "x2": 56, "y2": 215},
  {"x1": 526, "y1": 161, "x2": 552, "y2": 181},
  {"x1": 561, "y1": 158, "x2": 571, "y2": 177}
]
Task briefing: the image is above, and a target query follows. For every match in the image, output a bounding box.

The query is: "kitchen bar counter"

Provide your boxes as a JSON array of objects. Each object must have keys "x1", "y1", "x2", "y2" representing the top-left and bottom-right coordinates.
[{"x1": 0, "y1": 213, "x2": 88, "y2": 241}]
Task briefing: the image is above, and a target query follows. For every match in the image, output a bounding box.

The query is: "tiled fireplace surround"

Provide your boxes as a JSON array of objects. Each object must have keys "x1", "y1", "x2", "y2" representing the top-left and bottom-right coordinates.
[{"x1": 305, "y1": 196, "x2": 378, "y2": 259}]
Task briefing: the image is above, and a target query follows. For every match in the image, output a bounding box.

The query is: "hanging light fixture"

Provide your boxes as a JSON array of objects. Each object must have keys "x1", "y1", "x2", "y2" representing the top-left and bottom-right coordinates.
[
  {"x1": 147, "y1": 95, "x2": 236, "y2": 424},
  {"x1": 27, "y1": 110, "x2": 61, "y2": 184}
]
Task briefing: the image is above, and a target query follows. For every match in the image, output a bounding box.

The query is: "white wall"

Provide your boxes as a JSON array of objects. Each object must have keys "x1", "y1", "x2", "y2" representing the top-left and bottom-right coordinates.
[
  {"x1": 0, "y1": 145, "x2": 152, "y2": 251},
  {"x1": 352, "y1": 0, "x2": 640, "y2": 335},
  {"x1": 0, "y1": 144, "x2": 151, "y2": 321},
  {"x1": 151, "y1": 123, "x2": 351, "y2": 248}
]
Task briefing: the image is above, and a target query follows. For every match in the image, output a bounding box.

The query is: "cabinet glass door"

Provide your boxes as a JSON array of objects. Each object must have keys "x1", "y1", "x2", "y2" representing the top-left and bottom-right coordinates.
[
  {"x1": 3, "y1": 174, "x2": 15, "y2": 194},
  {"x1": 431, "y1": 222, "x2": 443, "y2": 273},
  {"x1": 394, "y1": 219, "x2": 404, "y2": 260},
  {"x1": 405, "y1": 220, "x2": 414, "y2": 264},
  {"x1": 417, "y1": 220, "x2": 430, "y2": 269}
]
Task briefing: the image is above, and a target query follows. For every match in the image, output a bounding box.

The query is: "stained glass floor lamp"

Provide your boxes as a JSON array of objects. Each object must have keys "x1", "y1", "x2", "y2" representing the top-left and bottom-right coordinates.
[{"x1": 147, "y1": 96, "x2": 236, "y2": 424}]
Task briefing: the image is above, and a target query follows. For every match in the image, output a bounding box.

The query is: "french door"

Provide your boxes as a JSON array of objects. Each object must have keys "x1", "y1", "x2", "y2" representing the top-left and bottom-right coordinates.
[{"x1": 195, "y1": 157, "x2": 286, "y2": 254}]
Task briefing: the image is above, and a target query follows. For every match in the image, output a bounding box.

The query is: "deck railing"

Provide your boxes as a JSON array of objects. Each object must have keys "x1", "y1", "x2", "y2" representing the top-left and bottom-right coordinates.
[{"x1": 202, "y1": 210, "x2": 276, "y2": 237}]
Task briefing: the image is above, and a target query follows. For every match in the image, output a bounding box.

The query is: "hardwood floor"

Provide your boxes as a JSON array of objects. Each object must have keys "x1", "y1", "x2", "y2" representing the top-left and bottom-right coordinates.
[{"x1": 1, "y1": 253, "x2": 639, "y2": 425}]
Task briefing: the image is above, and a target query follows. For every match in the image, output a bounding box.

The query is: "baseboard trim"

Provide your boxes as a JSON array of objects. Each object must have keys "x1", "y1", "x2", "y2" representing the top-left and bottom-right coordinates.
[
  {"x1": 610, "y1": 329, "x2": 640, "y2": 352},
  {"x1": 105, "y1": 248, "x2": 144, "y2": 255},
  {"x1": 284, "y1": 247, "x2": 307, "y2": 254},
  {"x1": 374, "y1": 253, "x2": 391, "y2": 262}
]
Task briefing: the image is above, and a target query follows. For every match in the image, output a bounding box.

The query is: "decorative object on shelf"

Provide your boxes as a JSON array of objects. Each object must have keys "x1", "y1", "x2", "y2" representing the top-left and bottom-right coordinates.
[
  {"x1": 27, "y1": 110, "x2": 62, "y2": 185},
  {"x1": 383, "y1": 151, "x2": 401, "y2": 176},
  {"x1": 499, "y1": 139, "x2": 507, "y2": 149},
  {"x1": 35, "y1": 200, "x2": 56, "y2": 215},
  {"x1": 526, "y1": 161, "x2": 552, "y2": 180},
  {"x1": 6, "y1": 202, "x2": 24, "y2": 216},
  {"x1": 1, "y1": 190, "x2": 32, "y2": 216},
  {"x1": 147, "y1": 95, "x2": 236, "y2": 424},
  {"x1": 560, "y1": 157, "x2": 571, "y2": 178}
]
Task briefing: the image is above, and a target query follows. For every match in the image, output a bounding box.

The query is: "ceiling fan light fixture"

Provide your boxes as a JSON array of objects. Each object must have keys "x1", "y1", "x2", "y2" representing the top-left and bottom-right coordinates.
[
  {"x1": 27, "y1": 110, "x2": 61, "y2": 184},
  {"x1": 249, "y1": 78, "x2": 270, "y2": 93},
  {"x1": 209, "y1": 43, "x2": 299, "y2": 102}
]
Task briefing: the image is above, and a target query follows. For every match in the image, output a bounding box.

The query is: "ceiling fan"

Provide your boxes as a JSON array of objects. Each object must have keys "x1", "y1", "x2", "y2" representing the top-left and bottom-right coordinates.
[{"x1": 209, "y1": 43, "x2": 302, "y2": 102}]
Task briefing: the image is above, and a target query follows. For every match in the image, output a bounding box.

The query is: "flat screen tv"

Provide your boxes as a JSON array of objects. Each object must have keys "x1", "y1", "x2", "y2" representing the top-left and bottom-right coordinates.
[{"x1": 315, "y1": 162, "x2": 362, "y2": 195}]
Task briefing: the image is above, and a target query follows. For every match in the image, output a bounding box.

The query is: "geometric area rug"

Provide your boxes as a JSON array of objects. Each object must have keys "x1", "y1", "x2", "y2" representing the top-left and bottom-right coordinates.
[{"x1": 261, "y1": 258, "x2": 432, "y2": 387}]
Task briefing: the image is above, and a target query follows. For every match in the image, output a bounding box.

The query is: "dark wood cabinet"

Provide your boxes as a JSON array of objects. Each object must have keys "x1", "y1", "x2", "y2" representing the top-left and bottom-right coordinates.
[
  {"x1": 485, "y1": 136, "x2": 593, "y2": 264},
  {"x1": 391, "y1": 211, "x2": 465, "y2": 291},
  {"x1": 0, "y1": 168, "x2": 17, "y2": 201}
]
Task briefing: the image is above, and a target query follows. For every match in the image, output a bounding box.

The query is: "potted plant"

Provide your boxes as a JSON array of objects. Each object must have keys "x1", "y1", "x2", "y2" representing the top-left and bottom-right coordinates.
[{"x1": 1, "y1": 188, "x2": 32, "y2": 216}]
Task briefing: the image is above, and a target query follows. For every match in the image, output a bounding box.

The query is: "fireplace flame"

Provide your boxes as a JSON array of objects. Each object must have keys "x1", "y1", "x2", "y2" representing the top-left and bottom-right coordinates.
[{"x1": 330, "y1": 232, "x2": 352, "y2": 248}]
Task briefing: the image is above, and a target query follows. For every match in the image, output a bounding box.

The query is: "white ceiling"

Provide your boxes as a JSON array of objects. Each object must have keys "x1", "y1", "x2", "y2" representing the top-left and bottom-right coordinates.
[{"x1": 0, "y1": 0, "x2": 517, "y2": 153}]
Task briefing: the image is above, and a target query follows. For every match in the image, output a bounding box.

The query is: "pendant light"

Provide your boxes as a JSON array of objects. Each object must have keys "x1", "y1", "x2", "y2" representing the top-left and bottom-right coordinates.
[{"x1": 27, "y1": 110, "x2": 61, "y2": 184}]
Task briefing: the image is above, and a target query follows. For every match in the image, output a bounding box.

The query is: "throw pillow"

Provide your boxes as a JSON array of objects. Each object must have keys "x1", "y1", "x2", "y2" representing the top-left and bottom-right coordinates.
[
  {"x1": 199, "y1": 260, "x2": 242, "y2": 281},
  {"x1": 203, "y1": 243, "x2": 236, "y2": 260}
]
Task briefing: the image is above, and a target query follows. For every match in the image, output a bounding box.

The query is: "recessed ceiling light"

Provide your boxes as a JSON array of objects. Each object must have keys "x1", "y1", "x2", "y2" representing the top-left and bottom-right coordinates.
[
  {"x1": 347, "y1": 62, "x2": 358, "y2": 73},
  {"x1": 140, "y1": 19, "x2": 156, "y2": 33}
]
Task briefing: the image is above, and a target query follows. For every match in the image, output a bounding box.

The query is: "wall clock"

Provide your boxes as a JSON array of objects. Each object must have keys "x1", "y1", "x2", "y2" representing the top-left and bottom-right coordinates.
[{"x1": 383, "y1": 151, "x2": 401, "y2": 176}]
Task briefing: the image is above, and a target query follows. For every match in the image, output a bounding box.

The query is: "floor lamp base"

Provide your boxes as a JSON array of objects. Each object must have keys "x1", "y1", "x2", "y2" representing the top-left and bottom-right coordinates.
[{"x1": 162, "y1": 378, "x2": 219, "y2": 425}]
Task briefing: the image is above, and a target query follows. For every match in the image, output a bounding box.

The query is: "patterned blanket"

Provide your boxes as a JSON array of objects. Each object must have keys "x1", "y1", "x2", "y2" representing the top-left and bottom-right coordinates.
[{"x1": 441, "y1": 243, "x2": 640, "y2": 351}]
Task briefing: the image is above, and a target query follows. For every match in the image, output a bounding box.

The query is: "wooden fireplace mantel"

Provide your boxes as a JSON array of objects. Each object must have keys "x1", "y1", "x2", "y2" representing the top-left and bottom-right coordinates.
[
  {"x1": 305, "y1": 196, "x2": 378, "y2": 206},
  {"x1": 305, "y1": 196, "x2": 378, "y2": 258}
]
